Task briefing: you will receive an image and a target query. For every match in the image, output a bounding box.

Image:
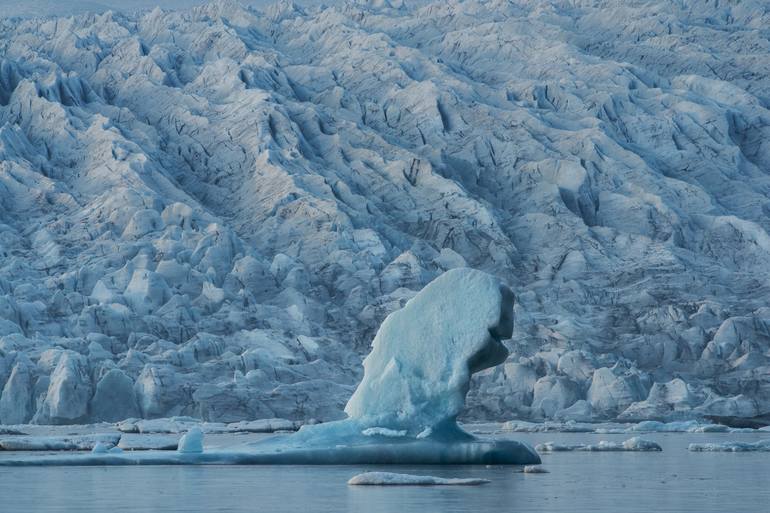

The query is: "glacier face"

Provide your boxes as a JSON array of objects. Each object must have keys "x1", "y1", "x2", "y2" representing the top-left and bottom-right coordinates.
[{"x1": 1, "y1": 0, "x2": 770, "y2": 425}]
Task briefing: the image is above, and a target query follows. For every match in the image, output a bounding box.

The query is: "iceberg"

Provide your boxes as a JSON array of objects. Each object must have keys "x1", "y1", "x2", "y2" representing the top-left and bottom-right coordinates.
[
  {"x1": 347, "y1": 472, "x2": 490, "y2": 486},
  {"x1": 0, "y1": 269, "x2": 539, "y2": 466}
]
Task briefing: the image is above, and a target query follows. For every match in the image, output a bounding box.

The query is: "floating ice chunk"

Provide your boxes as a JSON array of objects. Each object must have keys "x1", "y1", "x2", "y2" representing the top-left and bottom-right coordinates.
[
  {"x1": 225, "y1": 418, "x2": 302, "y2": 433},
  {"x1": 177, "y1": 427, "x2": 203, "y2": 453},
  {"x1": 501, "y1": 420, "x2": 599, "y2": 433},
  {"x1": 536, "y1": 437, "x2": 661, "y2": 452},
  {"x1": 361, "y1": 427, "x2": 407, "y2": 437},
  {"x1": 0, "y1": 434, "x2": 121, "y2": 451},
  {"x1": 522, "y1": 465, "x2": 549, "y2": 473},
  {"x1": 501, "y1": 420, "x2": 545, "y2": 432},
  {"x1": 627, "y1": 420, "x2": 700, "y2": 432},
  {"x1": 621, "y1": 437, "x2": 663, "y2": 451},
  {"x1": 347, "y1": 472, "x2": 490, "y2": 486},
  {"x1": 265, "y1": 268, "x2": 539, "y2": 464},
  {"x1": 689, "y1": 440, "x2": 770, "y2": 452}
]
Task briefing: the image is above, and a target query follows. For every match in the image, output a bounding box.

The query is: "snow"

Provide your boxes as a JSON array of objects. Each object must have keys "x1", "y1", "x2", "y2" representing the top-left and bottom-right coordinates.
[
  {"x1": 177, "y1": 427, "x2": 204, "y2": 453},
  {"x1": 1, "y1": 0, "x2": 770, "y2": 428},
  {"x1": 536, "y1": 437, "x2": 662, "y2": 453},
  {"x1": 347, "y1": 472, "x2": 490, "y2": 486},
  {"x1": 688, "y1": 440, "x2": 770, "y2": 452}
]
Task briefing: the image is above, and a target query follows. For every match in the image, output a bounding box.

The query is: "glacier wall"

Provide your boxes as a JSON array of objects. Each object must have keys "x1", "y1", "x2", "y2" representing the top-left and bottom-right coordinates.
[{"x1": 1, "y1": 0, "x2": 770, "y2": 425}]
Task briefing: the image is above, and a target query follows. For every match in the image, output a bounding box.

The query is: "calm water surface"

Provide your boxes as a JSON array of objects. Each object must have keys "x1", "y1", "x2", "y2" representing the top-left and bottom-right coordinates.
[{"x1": 1, "y1": 431, "x2": 769, "y2": 513}]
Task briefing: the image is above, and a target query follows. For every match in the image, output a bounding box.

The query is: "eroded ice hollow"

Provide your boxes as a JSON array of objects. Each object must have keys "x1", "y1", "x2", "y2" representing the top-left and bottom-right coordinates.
[{"x1": 0, "y1": 268, "x2": 540, "y2": 466}]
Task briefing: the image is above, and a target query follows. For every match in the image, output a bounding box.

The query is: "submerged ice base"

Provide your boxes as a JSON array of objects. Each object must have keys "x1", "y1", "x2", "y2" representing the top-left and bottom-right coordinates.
[
  {"x1": 0, "y1": 436, "x2": 540, "y2": 466},
  {"x1": 0, "y1": 269, "x2": 540, "y2": 466}
]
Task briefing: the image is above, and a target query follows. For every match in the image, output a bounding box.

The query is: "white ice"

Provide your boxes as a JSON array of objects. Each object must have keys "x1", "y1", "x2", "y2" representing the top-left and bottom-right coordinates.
[
  {"x1": 502, "y1": 420, "x2": 751, "y2": 434},
  {"x1": 688, "y1": 440, "x2": 770, "y2": 452},
  {"x1": 536, "y1": 437, "x2": 662, "y2": 452},
  {"x1": 0, "y1": 434, "x2": 120, "y2": 451},
  {"x1": 347, "y1": 472, "x2": 490, "y2": 486}
]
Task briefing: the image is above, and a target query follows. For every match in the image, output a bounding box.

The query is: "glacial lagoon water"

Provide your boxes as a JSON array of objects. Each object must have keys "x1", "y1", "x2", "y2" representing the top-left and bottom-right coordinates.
[{"x1": 1, "y1": 430, "x2": 769, "y2": 513}]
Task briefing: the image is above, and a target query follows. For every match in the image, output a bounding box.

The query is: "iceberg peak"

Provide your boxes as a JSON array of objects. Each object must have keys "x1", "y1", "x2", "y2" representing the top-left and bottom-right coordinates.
[{"x1": 345, "y1": 267, "x2": 513, "y2": 435}]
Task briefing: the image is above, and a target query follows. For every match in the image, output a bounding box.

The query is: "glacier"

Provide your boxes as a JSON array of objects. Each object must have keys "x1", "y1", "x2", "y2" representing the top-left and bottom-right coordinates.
[{"x1": 0, "y1": 0, "x2": 770, "y2": 430}]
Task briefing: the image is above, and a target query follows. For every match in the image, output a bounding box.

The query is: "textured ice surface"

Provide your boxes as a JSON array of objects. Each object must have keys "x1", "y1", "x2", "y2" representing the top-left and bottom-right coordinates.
[
  {"x1": 345, "y1": 268, "x2": 512, "y2": 434},
  {"x1": 501, "y1": 420, "x2": 752, "y2": 434},
  {"x1": 689, "y1": 440, "x2": 770, "y2": 452},
  {"x1": 535, "y1": 437, "x2": 662, "y2": 452},
  {"x1": 347, "y1": 472, "x2": 490, "y2": 486},
  {"x1": 0, "y1": 433, "x2": 120, "y2": 451},
  {"x1": 1, "y1": 0, "x2": 770, "y2": 427}
]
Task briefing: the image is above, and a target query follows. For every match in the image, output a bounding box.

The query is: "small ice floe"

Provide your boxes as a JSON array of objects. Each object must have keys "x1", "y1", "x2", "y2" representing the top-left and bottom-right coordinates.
[
  {"x1": 177, "y1": 427, "x2": 204, "y2": 453},
  {"x1": 501, "y1": 419, "x2": 748, "y2": 434},
  {"x1": 0, "y1": 434, "x2": 121, "y2": 451},
  {"x1": 117, "y1": 417, "x2": 305, "y2": 435},
  {"x1": 361, "y1": 427, "x2": 407, "y2": 437},
  {"x1": 689, "y1": 440, "x2": 770, "y2": 452},
  {"x1": 626, "y1": 421, "x2": 731, "y2": 433},
  {"x1": 522, "y1": 465, "x2": 549, "y2": 473},
  {"x1": 501, "y1": 420, "x2": 599, "y2": 433},
  {"x1": 347, "y1": 472, "x2": 490, "y2": 486},
  {"x1": 536, "y1": 437, "x2": 662, "y2": 452},
  {"x1": 225, "y1": 418, "x2": 303, "y2": 433}
]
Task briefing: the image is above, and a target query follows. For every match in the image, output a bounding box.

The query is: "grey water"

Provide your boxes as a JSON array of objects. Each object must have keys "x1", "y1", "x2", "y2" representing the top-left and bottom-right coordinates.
[{"x1": 1, "y1": 431, "x2": 769, "y2": 513}]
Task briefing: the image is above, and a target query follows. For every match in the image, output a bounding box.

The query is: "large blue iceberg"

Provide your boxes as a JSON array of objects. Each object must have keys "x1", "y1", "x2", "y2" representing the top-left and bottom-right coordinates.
[{"x1": 0, "y1": 268, "x2": 539, "y2": 466}]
